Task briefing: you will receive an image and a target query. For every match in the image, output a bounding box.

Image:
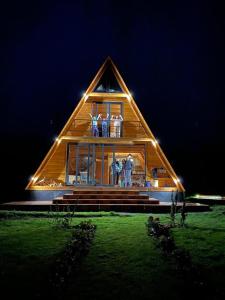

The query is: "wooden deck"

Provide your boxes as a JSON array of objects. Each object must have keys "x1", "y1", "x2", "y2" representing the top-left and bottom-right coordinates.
[
  {"x1": 1, "y1": 201, "x2": 210, "y2": 213},
  {"x1": 1, "y1": 189, "x2": 210, "y2": 213},
  {"x1": 28, "y1": 186, "x2": 178, "y2": 192}
]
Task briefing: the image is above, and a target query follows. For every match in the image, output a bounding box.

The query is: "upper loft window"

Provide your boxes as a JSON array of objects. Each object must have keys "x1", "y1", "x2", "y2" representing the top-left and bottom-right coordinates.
[{"x1": 94, "y1": 65, "x2": 123, "y2": 93}]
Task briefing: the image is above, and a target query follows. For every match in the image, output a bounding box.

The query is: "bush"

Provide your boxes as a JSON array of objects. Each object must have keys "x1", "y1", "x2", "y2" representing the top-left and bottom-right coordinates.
[
  {"x1": 48, "y1": 205, "x2": 75, "y2": 229},
  {"x1": 50, "y1": 220, "x2": 96, "y2": 295},
  {"x1": 146, "y1": 216, "x2": 172, "y2": 238}
]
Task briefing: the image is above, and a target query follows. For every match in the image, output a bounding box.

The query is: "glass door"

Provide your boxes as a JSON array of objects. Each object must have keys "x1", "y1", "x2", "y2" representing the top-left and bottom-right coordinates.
[{"x1": 66, "y1": 143, "x2": 146, "y2": 186}]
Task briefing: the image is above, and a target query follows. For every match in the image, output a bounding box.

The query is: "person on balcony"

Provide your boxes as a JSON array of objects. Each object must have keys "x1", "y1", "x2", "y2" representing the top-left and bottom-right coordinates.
[
  {"x1": 110, "y1": 114, "x2": 123, "y2": 137},
  {"x1": 89, "y1": 113, "x2": 101, "y2": 137},
  {"x1": 101, "y1": 113, "x2": 110, "y2": 137}
]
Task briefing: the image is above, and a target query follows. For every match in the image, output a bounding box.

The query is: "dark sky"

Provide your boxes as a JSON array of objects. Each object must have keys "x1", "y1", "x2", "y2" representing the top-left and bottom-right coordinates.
[{"x1": 1, "y1": 0, "x2": 225, "y2": 198}]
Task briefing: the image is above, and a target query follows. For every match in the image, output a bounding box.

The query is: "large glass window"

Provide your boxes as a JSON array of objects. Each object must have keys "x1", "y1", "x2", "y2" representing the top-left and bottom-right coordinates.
[
  {"x1": 94, "y1": 65, "x2": 123, "y2": 93},
  {"x1": 90, "y1": 102, "x2": 123, "y2": 138},
  {"x1": 66, "y1": 143, "x2": 146, "y2": 187}
]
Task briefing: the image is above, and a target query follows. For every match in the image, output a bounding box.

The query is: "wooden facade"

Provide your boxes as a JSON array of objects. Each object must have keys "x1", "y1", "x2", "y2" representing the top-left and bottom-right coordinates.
[{"x1": 26, "y1": 57, "x2": 185, "y2": 194}]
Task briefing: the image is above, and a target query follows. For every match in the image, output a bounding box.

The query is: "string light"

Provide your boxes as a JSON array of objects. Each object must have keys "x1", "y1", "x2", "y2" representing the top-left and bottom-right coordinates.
[
  {"x1": 54, "y1": 137, "x2": 61, "y2": 144},
  {"x1": 173, "y1": 178, "x2": 181, "y2": 184},
  {"x1": 83, "y1": 92, "x2": 89, "y2": 101},
  {"x1": 126, "y1": 93, "x2": 132, "y2": 101}
]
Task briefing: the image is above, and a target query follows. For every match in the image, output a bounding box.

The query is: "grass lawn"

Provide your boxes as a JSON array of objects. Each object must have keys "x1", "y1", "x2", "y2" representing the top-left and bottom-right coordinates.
[
  {"x1": 0, "y1": 217, "x2": 73, "y2": 299},
  {"x1": 0, "y1": 207, "x2": 225, "y2": 299}
]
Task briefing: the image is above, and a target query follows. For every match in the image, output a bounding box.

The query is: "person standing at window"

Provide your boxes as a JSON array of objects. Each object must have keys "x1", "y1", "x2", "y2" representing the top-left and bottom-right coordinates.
[
  {"x1": 110, "y1": 114, "x2": 116, "y2": 137},
  {"x1": 102, "y1": 113, "x2": 110, "y2": 137},
  {"x1": 120, "y1": 159, "x2": 126, "y2": 187},
  {"x1": 111, "y1": 114, "x2": 123, "y2": 138},
  {"x1": 125, "y1": 154, "x2": 134, "y2": 187},
  {"x1": 89, "y1": 113, "x2": 101, "y2": 137},
  {"x1": 111, "y1": 159, "x2": 122, "y2": 185}
]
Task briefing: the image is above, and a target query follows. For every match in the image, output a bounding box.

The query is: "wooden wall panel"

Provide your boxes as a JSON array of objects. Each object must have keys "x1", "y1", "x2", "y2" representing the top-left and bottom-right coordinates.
[
  {"x1": 158, "y1": 178, "x2": 176, "y2": 188},
  {"x1": 145, "y1": 143, "x2": 174, "y2": 185},
  {"x1": 37, "y1": 143, "x2": 67, "y2": 182},
  {"x1": 123, "y1": 102, "x2": 139, "y2": 121}
]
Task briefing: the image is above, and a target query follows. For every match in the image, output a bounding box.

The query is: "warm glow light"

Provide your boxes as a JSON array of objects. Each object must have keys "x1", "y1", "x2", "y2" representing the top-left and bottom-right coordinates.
[
  {"x1": 153, "y1": 179, "x2": 158, "y2": 187},
  {"x1": 173, "y1": 178, "x2": 181, "y2": 184},
  {"x1": 54, "y1": 137, "x2": 61, "y2": 144},
  {"x1": 194, "y1": 194, "x2": 224, "y2": 200},
  {"x1": 126, "y1": 94, "x2": 131, "y2": 101},
  {"x1": 83, "y1": 92, "x2": 88, "y2": 101},
  {"x1": 151, "y1": 140, "x2": 157, "y2": 148}
]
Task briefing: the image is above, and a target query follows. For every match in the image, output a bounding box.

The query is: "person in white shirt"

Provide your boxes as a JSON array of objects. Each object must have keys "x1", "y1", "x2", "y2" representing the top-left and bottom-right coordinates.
[{"x1": 110, "y1": 114, "x2": 123, "y2": 137}]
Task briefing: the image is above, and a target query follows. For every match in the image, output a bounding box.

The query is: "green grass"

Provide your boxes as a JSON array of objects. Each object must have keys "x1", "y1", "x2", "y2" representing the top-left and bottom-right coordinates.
[
  {"x1": 171, "y1": 206, "x2": 225, "y2": 297},
  {"x1": 66, "y1": 215, "x2": 182, "y2": 300},
  {"x1": 0, "y1": 209, "x2": 120, "y2": 219},
  {"x1": 1, "y1": 207, "x2": 225, "y2": 299},
  {"x1": 0, "y1": 218, "x2": 73, "y2": 299}
]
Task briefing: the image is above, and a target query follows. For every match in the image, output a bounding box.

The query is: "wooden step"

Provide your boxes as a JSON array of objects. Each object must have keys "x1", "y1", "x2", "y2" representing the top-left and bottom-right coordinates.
[
  {"x1": 0, "y1": 201, "x2": 210, "y2": 213},
  {"x1": 68, "y1": 204, "x2": 159, "y2": 212},
  {"x1": 64, "y1": 194, "x2": 149, "y2": 200},
  {"x1": 72, "y1": 190, "x2": 140, "y2": 195},
  {"x1": 53, "y1": 198, "x2": 160, "y2": 205}
]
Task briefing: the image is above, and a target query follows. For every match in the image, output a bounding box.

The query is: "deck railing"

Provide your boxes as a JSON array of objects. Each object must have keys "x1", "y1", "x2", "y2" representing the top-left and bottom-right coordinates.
[{"x1": 66, "y1": 119, "x2": 148, "y2": 138}]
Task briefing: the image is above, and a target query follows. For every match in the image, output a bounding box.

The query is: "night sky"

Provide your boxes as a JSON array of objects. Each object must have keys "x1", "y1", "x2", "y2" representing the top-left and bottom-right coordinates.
[{"x1": 1, "y1": 0, "x2": 225, "y2": 200}]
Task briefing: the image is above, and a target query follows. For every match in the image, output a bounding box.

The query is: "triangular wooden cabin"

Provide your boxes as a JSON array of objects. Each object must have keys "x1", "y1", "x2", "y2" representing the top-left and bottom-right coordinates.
[{"x1": 26, "y1": 57, "x2": 184, "y2": 203}]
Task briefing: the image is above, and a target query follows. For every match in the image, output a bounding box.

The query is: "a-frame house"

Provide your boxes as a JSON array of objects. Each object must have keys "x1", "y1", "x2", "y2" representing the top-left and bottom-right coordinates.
[{"x1": 26, "y1": 57, "x2": 184, "y2": 203}]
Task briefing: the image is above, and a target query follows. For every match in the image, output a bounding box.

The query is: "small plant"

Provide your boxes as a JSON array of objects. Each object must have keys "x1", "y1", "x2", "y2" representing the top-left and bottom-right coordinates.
[
  {"x1": 146, "y1": 216, "x2": 175, "y2": 253},
  {"x1": 179, "y1": 201, "x2": 188, "y2": 227},
  {"x1": 50, "y1": 220, "x2": 96, "y2": 296},
  {"x1": 170, "y1": 191, "x2": 178, "y2": 227},
  {"x1": 74, "y1": 220, "x2": 96, "y2": 231},
  {"x1": 158, "y1": 235, "x2": 175, "y2": 254},
  {"x1": 146, "y1": 216, "x2": 172, "y2": 238},
  {"x1": 48, "y1": 205, "x2": 75, "y2": 229}
]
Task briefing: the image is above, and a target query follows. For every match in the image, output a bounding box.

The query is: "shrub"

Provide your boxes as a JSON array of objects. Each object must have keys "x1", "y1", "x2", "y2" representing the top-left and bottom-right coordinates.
[
  {"x1": 50, "y1": 220, "x2": 96, "y2": 295},
  {"x1": 48, "y1": 205, "x2": 75, "y2": 229}
]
